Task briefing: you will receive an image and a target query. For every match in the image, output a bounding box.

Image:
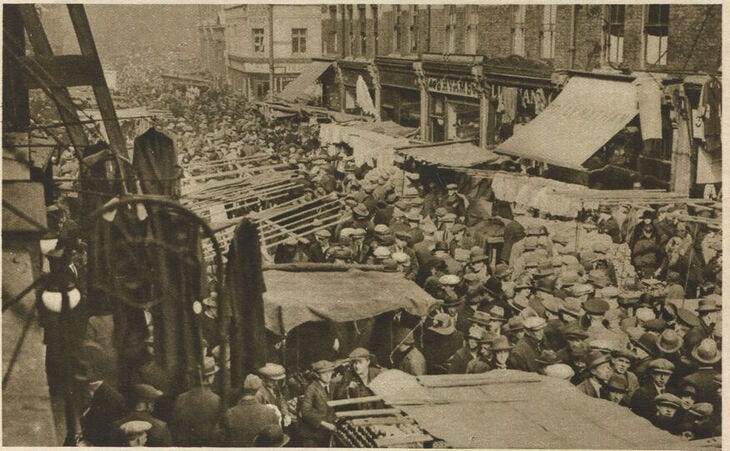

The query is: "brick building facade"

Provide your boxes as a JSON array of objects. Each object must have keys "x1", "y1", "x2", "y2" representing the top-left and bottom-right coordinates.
[{"x1": 222, "y1": 4, "x2": 322, "y2": 100}]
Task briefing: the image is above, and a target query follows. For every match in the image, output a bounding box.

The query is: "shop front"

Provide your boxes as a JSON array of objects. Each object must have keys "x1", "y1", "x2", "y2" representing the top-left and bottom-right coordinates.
[
  {"x1": 482, "y1": 55, "x2": 557, "y2": 145},
  {"x1": 375, "y1": 56, "x2": 421, "y2": 129},
  {"x1": 418, "y1": 54, "x2": 485, "y2": 145}
]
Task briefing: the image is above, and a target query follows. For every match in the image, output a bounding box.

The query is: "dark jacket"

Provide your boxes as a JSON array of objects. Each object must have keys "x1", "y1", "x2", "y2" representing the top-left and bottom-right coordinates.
[
  {"x1": 169, "y1": 386, "x2": 222, "y2": 446},
  {"x1": 508, "y1": 335, "x2": 544, "y2": 373},
  {"x1": 422, "y1": 330, "x2": 465, "y2": 374},
  {"x1": 446, "y1": 345, "x2": 478, "y2": 374},
  {"x1": 683, "y1": 367, "x2": 720, "y2": 404},
  {"x1": 630, "y1": 383, "x2": 662, "y2": 421},
  {"x1": 223, "y1": 397, "x2": 280, "y2": 447},
  {"x1": 298, "y1": 380, "x2": 335, "y2": 445},
  {"x1": 81, "y1": 382, "x2": 128, "y2": 446}
]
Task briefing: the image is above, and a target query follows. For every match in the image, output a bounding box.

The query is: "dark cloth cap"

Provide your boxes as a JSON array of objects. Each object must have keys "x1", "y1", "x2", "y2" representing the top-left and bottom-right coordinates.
[{"x1": 131, "y1": 384, "x2": 163, "y2": 401}]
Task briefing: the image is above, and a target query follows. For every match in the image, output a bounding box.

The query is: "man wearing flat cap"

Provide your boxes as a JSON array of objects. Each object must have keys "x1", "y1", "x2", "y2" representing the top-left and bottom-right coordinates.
[
  {"x1": 508, "y1": 316, "x2": 547, "y2": 373},
  {"x1": 223, "y1": 374, "x2": 280, "y2": 447},
  {"x1": 118, "y1": 420, "x2": 152, "y2": 447},
  {"x1": 299, "y1": 360, "x2": 337, "y2": 447},
  {"x1": 631, "y1": 358, "x2": 676, "y2": 421},
  {"x1": 169, "y1": 357, "x2": 222, "y2": 446},
  {"x1": 256, "y1": 363, "x2": 292, "y2": 428},
  {"x1": 113, "y1": 384, "x2": 172, "y2": 446},
  {"x1": 306, "y1": 229, "x2": 332, "y2": 263}
]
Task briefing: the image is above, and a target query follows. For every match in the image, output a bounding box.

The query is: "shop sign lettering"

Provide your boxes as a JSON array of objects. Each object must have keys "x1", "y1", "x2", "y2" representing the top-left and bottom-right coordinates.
[{"x1": 426, "y1": 77, "x2": 480, "y2": 98}]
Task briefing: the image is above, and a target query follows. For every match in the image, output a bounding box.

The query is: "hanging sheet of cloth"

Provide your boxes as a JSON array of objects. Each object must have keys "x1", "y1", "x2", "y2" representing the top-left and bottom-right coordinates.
[
  {"x1": 87, "y1": 204, "x2": 207, "y2": 395},
  {"x1": 500, "y1": 87, "x2": 519, "y2": 125},
  {"x1": 635, "y1": 78, "x2": 663, "y2": 141},
  {"x1": 133, "y1": 128, "x2": 181, "y2": 198},
  {"x1": 700, "y1": 77, "x2": 722, "y2": 153},
  {"x1": 222, "y1": 218, "x2": 268, "y2": 388}
]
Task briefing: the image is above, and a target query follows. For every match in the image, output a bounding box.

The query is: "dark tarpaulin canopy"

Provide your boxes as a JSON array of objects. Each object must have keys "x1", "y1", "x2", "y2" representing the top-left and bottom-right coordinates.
[
  {"x1": 398, "y1": 141, "x2": 504, "y2": 167},
  {"x1": 276, "y1": 61, "x2": 332, "y2": 104},
  {"x1": 262, "y1": 269, "x2": 438, "y2": 335},
  {"x1": 369, "y1": 370, "x2": 694, "y2": 450}
]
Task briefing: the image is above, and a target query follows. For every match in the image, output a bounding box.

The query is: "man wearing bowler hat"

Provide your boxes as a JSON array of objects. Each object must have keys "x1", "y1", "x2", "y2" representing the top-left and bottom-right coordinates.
[{"x1": 682, "y1": 338, "x2": 721, "y2": 404}]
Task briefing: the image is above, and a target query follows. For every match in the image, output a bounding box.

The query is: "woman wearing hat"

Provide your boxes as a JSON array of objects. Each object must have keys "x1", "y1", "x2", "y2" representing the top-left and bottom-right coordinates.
[{"x1": 631, "y1": 222, "x2": 664, "y2": 279}]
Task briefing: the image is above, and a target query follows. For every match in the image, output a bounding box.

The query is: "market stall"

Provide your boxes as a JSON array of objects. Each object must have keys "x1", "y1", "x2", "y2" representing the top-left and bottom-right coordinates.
[
  {"x1": 319, "y1": 121, "x2": 415, "y2": 168},
  {"x1": 261, "y1": 266, "x2": 439, "y2": 371},
  {"x1": 367, "y1": 370, "x2": 696, "y2": 449}
]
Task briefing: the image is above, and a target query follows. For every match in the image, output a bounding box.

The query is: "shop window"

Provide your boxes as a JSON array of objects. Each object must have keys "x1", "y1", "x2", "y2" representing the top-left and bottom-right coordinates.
[
  {"x1": 253, "y1": 28, "x2": 265, "y2": 53},
  {"x1": 359, "y1": 5, "x2": 367, "y2": 56},
  {"x1": 645, "y1": 5, "x2": 669, "y2": 65},
  {"x1": 512, "y1": 5, "x2": 526, "y2": 56},
  {"x1": 393, "y1": 5, "x2": 402, "y2": 52},
  {"x1": 446, "y1": 6, "x2": 457, "y2": 53},
  {"x1": 605, "y1": 5, "x2": 625, "y2": 63},
  {"x1": 540, "y1": 5, "x2": 557, "y2": 59},
  {"x1": 410, "y1": 5, "x2": 419, "y2": 53},
  {"x1": 465, "y1": 7, "x2": 478, "y2": 54},
  {"x1": 292, "y1": 28, "x2": 307, "y2": 54},
  {"x1": 447, "y1": 100, "x2": 480, "y2": 142}
]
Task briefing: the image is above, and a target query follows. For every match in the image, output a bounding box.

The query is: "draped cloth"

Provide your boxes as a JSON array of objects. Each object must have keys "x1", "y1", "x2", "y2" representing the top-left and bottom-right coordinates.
[
  {"x1": 87, "y1": 205, "x2": 207, "y2": 396},
  {"x1": 133, "y1": 128, "x2": 181, "y2": 198},
  {"x1": 223, "y1": 219, "x2": 268, "y2": 388}
]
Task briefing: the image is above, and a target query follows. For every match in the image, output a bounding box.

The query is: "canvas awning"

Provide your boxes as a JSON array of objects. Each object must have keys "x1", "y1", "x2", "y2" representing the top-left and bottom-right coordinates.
[
  {"x1": 370, "y1": 370, "x2": 693, "y2": 449},
  {"x1": 277, "y1": 61, "x2": 331, "y2": 104},
  {"x1": 399, "y1": 141, "x2": 503, "y2": 168},
  {"x1": 262, "y1": 269, "x2": 437, "y2": 334},
  {"x1": 495, "y1": 76, "x2": 639, "y2": 170}
]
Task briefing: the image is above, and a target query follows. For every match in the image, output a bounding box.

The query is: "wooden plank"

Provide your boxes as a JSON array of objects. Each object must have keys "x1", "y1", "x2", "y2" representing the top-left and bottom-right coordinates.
[
  {"x1": 328, "y1": 395, "x2": 383, "y2": 407},
  {"x1": 349, "y1": 416, "x2": 413, "y2": 427},
  {"x1": 263, "y1": 263, "x2": 386, "y2": 272},
  {"x1": 19, "y1": 55, "x2": 104, "y2": 88},
  {"x1": 68, "y1": 5, "x2": 128, "y2": 161},
  {"x1": 374, "y1": 433, "x2": 433, "y2": 447},
  {"x1": 335, "y1": 408, "x2": 401, "y2": 419},
  {"x1": 18, "y1": 5, "x2": 89, "y2": 153}
]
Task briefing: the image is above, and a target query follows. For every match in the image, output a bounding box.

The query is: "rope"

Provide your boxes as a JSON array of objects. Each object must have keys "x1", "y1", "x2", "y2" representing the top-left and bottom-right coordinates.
[
  {"x1": 2, "y1": 200, "x2": 48, "y2": 233},
  {"x1": 2, "y1": 304, "x2": 38, "y2": 390}
]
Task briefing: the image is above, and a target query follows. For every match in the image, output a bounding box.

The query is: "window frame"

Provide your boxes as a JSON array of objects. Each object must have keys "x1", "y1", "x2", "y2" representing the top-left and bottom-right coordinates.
[
  {"x1": 540, "y1": 5, "x2": 557, "y2": 59},
  {"x1": 512, "y1": 5, "x2": 527, "y2": 56},
  {"x1": 605, "y1": 5, "x2": 625, "y2": 64},
  {"x1": 465, "y1": 6, "x2": 479, "y2": 54},
  {"x1": 409, "y1": 5, "x2": 419, "y2": 53},
  {"x1": 644, "y1": 5, "x2": 669, "y2": 65},
  {"x1": 252, "y1": 27, "x2": 265, "y2": 53},
  {"x1": 393, "y1": 5, "x2": 402, "y2": 52},
  {"x1": 291, "y1": 28, "x2": 307, "y2": 54},
  {"x1": 359, "y1": 4, "x2": 367, "y2": 56},
  {"x1": 446, "y1": 5, "x2": 457, "y2": 54}
]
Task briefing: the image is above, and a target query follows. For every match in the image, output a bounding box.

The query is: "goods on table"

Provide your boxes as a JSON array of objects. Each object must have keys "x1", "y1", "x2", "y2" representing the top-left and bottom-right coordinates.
[{"x1": 335, "y1": 413, "x2": 433, "y2": 448}]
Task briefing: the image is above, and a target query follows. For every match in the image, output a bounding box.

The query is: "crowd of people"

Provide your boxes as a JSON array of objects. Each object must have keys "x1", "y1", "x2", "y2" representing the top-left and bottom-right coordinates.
[{"x1": 60, "y1": 65, "x2": 722, "y2": 447}]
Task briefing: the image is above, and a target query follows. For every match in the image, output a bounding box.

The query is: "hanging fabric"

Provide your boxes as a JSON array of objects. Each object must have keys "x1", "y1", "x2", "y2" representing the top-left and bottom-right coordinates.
[
  {"x1": 700, "y1": 76, "x2": 722, "y2": 153},
  {"x1": 635, "y1": 78, "x2": 663, "y2": 141},
  {"x1": 133, "y1": 128, "x2": 180, "y2": 198},
  {"x1": 356, "y1": 75, "x2": 378, "y2": 119}
]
